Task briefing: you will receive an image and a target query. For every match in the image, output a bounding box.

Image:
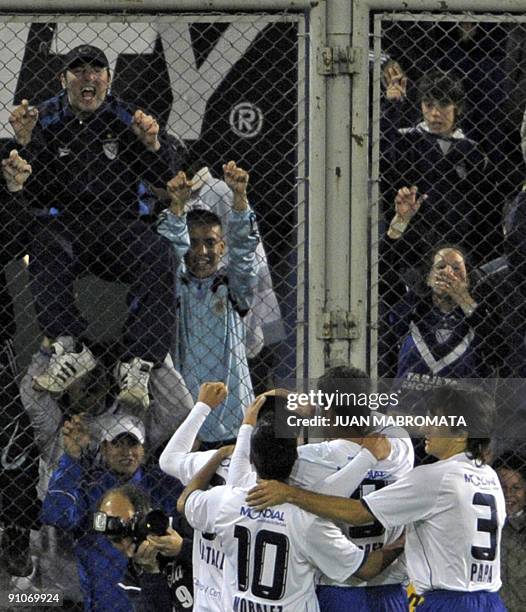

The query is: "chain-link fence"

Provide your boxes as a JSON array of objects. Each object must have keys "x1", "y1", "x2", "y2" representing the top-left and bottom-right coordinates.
[
  {"x1": 370, "y1": 13, "x2": 525, "y2": 386},
  {"x1": 3, "y1": 3, "x2": 526, "y2": 611},
  {"x1": 0, "y1": 11, "x2": 307, "y2": 608},
  {"x1": 367, "y1": 14, "x2": 526, "y2": 607}
]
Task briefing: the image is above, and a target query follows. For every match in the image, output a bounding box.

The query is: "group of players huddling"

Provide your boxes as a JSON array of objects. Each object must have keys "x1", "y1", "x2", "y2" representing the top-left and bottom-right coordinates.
[{"x1": 159, "y1": 367, "x2": 507, "y2": 612}]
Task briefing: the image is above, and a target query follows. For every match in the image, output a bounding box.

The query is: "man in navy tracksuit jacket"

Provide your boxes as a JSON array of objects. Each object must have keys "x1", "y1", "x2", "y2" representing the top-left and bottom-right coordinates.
[{"x1": 9, "y1": 44, "x2": 181, "y2": 407}]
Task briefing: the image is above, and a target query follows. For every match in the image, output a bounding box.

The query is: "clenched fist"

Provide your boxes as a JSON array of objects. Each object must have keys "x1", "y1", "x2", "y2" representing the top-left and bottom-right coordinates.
[
  {"x1": 62, "y1": 414, "x2": 91, "y2": 460},
  {"x1": 132, "y1": 110, "x2": 160, "y2": 152},
  {"x1": 9, "y1": 99, "x2": 38, "y2": 147},
  {"x1": 223, "y1": 161, "x2": 249, "y2": 211},
  {"x1": 167, "y1": 171, "x2": 193, "y2": 216},
  {"x1": 198, "y1": 382, "x2": 228, "y2": 410},
  {"x1": 1, "y1": 150, "x2": 32, "y2": 192}
]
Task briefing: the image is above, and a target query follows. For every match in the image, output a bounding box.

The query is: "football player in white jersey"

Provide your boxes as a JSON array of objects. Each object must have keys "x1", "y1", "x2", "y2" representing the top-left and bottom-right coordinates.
[
  {"x1": 226, "y1": 366, "x2": 414, "y2": 611},
  {"x1": 159, "y1": 382, "x2": 239, "y2": 612},
  {"x1": 177, "y1": 405, "x2": 405, "y2": 612},
  {"x1": 248, "y1": 386, "x2": 507, "y2": 612}
]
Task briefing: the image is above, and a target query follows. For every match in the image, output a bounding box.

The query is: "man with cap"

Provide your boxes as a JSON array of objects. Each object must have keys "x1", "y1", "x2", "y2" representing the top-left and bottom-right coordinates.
[
  {"x1": 41, "y1": 412, "x2": 187, "y2": 611},
  {"x1": 7, "y1": 44, "x2": 183, "y2": 408}
]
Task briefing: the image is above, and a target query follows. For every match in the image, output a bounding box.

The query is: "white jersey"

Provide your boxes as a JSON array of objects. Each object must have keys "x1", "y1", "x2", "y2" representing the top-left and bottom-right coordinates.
[
  {"x1": 291, "y1": 427, "x2": 414, "y2": 587},
  {"x1": 159, "y1": 403, "x2": 254, "y2": 612},
  {"x1": 364, "y1": 452, "x2": 506, "y2": 594},
  {"x1": 185, "y1": 485, "x2": 366, "y2": 612}
]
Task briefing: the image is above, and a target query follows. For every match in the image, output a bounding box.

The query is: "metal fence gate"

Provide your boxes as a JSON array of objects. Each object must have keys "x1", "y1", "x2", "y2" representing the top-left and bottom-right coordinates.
[
  {"x1": 0, "y1": 6, "x2": 308, "y2": 604},
  {"x1": 364, "y1": 3, "x2": 526, "y2": 464}
]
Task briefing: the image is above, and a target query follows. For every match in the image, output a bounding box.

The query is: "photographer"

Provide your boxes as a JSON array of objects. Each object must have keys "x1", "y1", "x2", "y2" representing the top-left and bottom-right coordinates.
[
  {"x1": 95, "y1": 484, "x2": 193, "y2": 611},
  {"x1": 41, "y1": 414, "x2": 189, "y2": 611}
]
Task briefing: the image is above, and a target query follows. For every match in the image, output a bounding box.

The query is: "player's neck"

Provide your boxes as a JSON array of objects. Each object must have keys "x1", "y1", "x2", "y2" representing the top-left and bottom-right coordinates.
[{"x1": 436, "y1": 443, "x2": 466, "y2": 460}]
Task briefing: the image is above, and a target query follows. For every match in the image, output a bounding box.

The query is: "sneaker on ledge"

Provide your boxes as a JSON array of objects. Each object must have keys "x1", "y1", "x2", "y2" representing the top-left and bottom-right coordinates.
[
  {"x1": 116, "y1": 357, "x2": 153, "y2": 409},
  {"x1": 32, "y1": 336, "x2": 97, "y2": 393}
]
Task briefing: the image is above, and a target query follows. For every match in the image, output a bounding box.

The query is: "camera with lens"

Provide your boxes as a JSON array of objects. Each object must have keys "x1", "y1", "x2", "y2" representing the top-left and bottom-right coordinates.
[{"x1": 93, "y1": 509, "x2": 169, "y2": 543}]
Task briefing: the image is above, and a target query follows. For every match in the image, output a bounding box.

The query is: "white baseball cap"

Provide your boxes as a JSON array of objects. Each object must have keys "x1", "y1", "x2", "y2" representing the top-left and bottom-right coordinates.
[{"x1": 100, "y1": 415, "x2": 145, "y2": 445}]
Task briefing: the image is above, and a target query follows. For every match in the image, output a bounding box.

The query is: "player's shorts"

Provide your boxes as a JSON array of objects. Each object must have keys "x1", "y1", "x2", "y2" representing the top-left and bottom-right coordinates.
[
  {"x1": 317, "y1": 584, "x2": 409, "y2": 611},
  {"x1": 417, "y1": 590, "x2": 506, "y2": 611}
]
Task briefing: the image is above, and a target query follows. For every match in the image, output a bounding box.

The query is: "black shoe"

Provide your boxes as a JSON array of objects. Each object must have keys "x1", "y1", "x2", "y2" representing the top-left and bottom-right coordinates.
[{"x1": 1, "y1": 525, "x2": 33, "y2": 577}]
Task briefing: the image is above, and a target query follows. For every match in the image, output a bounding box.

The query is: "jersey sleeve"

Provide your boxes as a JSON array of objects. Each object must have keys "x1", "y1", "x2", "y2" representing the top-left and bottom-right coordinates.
[
  {"x1": 301, "y1": 517, "x2": 365, "y2": 583},
  {"x1": 184, "y1": 485, "x2": 228, "y2": 533},
  {"x1": 158, "y1": 402, "x2": 213, "y2": 484},
  {"x1": 226, "y1": 209, "x2": 259, "y2": 314},
  {"x1": 316, "y1": 449, "x2": 377, "y2": 496},
  {"x1": 226, "y1": 424, "x2": 255, "y2": 485},
  {"x1": 161, "y1": 449, "x2": 218, "y2": 486},
  {"x1": 363, "y1": 464, "x2": 442, "y2": 528},
  {"x1": 382, "y1": 432, "x2": 415, "y2": 475}
]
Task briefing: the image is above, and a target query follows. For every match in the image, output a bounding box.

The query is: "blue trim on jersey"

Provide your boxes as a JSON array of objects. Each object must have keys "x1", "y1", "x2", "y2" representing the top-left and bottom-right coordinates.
[
  {"x1": 415, "y1": 521, "x2": 435, "y2": 593},
  {"x1": 355, "y1": 549, "x2": 369, "y2": 572},
  {"x1": 418, "y1": 590, "x2": 506, "y2": 612}
]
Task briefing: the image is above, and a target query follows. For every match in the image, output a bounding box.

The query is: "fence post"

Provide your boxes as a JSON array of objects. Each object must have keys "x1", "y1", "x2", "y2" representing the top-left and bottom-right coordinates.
[{"x1": 305, "y1": 0, "x2": 327, "y2": 379}]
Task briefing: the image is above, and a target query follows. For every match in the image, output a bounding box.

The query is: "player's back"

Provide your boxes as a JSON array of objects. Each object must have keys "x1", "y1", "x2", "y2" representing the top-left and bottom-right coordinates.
[
  {"x1": 214, "y1": 486, "x2": 365, "y2": 612},
  {"x1": 291, "y1": 428, "x2": 413, "y2": 587},
  {"x1": 403, "y1": 453, "x2": 506, "y2": 594},
  {"x1": 176, "y1": 452, "x2": 231, "y2": 612}
]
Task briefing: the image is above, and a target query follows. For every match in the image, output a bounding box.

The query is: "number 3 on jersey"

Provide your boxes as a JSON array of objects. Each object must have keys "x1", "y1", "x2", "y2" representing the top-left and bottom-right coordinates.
[{"x1": 471, "y1": 492, "x2": 497, "y2": 561}]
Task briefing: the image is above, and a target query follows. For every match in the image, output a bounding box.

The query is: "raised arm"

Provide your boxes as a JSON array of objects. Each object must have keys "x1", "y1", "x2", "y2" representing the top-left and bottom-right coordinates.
[
  {"x1": 8, "y1": 100, "x2": 39, "y2": 147},
  {"x1": 156, "y1": 171, "x2": 194, "y2": 266},
  {"x1": 40, "y1": 415, "x2": 92, "y2": 531},
  {"x1": 130, "y1": 109, "x2": 181, "y2": 185},
  {"x1": 223, "y1": 161, "x2": 259, "y2": 312},
  {"x1": 158, "y1": 382, "x2": 227, "y2": 484},
  {"x1": 226, "y1": 394, "x2": 268, "y2": 485}
]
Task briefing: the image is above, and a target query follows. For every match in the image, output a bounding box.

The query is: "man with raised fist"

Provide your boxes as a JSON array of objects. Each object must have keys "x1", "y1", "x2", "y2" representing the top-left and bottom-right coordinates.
[{"x1": 8, "y1": 44, "x2": 183, "y2": 409}]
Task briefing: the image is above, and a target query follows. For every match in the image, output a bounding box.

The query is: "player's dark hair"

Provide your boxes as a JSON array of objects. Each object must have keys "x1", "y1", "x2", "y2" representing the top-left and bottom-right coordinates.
[
  {"x1": 493, "y1": 452, "x2": 526, "y2": 483},
  {"x1": 426, "y1": 385, "x2": 495, "y2": 464},
  {"x1": 257, "y1": 394, "x2": 289, "y2": 424},
  {"x1": 187, "y1": 208, "x2": 222, "y2": 231},
  {"x1": 317, "y1": 366, "x2": 372, "y2": 435},
  {"x1": 250, "y1": 419, "x2": 297, "y2": 481},
  {"x1": 98, "y1": 484, "x2": 151, "y2": 515},
  {"x1": 417, "y1": 69, "x2": 465, "y2": 117}
]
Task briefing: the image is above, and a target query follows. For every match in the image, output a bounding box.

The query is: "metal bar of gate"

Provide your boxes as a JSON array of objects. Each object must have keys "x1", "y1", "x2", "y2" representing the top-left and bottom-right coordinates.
[
  {"x1": 356, "y1": 0, "x2": 526, "y2": 11},
  {"x1": 0, "y1": 0, "x2": 315, "y2": 12},
  {"x1": 306, "y1": 0, "x2": 326, "y2": 379}
]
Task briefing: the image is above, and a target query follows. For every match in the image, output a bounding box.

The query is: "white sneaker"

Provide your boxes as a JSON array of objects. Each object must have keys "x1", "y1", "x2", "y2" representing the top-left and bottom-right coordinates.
[
  {"x1": 32, "y1": 336, "x2": 97, "y2": 393},
  {"x1": 116, "y1": 357, "x2": 153, "y2": 409}
]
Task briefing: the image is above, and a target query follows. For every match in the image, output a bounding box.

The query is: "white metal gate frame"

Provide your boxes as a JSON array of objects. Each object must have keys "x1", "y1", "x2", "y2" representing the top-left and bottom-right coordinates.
[{"x1": 350, "y1": 0, "x2": 526, "y2": 377}]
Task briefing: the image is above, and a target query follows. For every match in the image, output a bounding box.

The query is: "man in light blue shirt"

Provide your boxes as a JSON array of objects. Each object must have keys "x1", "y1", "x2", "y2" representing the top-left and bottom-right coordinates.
[{"x1": 157, "y1": 162, "x2": 258, "y2": 444}]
